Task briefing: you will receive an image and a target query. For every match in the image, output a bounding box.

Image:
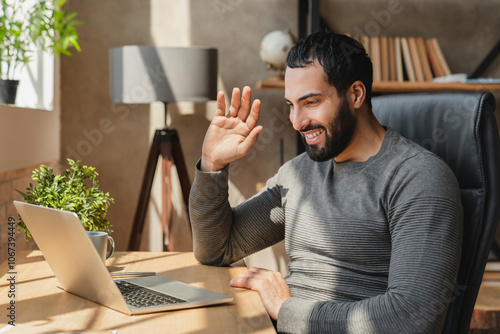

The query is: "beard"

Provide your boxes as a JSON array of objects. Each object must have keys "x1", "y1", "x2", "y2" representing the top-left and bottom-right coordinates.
[{"x1": 302, "y1": 98, "x2": 356, "y2": 162}]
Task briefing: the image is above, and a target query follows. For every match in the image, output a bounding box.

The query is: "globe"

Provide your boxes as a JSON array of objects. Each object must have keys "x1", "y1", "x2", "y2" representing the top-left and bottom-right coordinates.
[{"x1": 259, "y1": 30, "x2": 297, "y2": 74}]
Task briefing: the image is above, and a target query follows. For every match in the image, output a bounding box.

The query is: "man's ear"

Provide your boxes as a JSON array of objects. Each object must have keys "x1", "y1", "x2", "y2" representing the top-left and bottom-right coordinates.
[{"x1": 349, "y1": 81, "x2": 366, "y2": 109}]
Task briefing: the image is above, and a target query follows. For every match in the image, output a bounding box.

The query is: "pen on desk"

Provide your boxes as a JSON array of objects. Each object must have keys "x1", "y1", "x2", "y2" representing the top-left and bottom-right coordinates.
[{"x1": 110, "y1": 271, "x2": 156, "y2": 278}]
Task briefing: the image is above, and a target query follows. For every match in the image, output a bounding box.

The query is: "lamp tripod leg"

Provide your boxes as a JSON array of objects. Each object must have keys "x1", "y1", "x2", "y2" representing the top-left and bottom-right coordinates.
[
  {"x1": 161, "y1": 134, "x2": 191, "y2": 251},
  {"x1": 128, "y1": 130, "x2": 162, "y2": 251},
  {"x1": 171, "y1": 138, "x2": 191, "y2": 227},
  {"x1": 129, "y1": 127, "x2": 192, "y2": 252},
  {"x1": 161, "y1": 155, "x2": 174, "y2": 251}
]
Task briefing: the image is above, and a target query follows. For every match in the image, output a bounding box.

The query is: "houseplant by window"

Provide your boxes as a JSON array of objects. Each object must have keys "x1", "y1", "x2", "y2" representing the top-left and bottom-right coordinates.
[
  {"x1": 0, "y1": 0, "x2": 82, "y2": 104},
  {"x1": 16, "y1": 159, "x2": 114, "y2": 239}
]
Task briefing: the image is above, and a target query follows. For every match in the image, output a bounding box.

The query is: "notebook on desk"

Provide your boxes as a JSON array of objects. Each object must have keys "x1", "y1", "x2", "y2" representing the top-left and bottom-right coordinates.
[{"x1": 13, "y1": 201, "x2": 233, "y2": 315}]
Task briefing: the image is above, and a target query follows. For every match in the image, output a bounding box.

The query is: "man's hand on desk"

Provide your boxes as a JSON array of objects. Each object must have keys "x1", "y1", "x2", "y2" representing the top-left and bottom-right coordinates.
[{"x1": 230, "y1": 267, "x2": 291, "y2": 320}]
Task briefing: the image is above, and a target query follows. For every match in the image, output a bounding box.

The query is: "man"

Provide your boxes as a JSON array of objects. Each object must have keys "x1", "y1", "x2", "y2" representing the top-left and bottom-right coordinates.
[{"x1": 189, "y1": 31, "x2": 463, "y2": 333}]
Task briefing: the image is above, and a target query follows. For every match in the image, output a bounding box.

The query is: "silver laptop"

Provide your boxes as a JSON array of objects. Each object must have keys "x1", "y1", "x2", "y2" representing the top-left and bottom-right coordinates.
[{"x1": 13, "y1": 201, "x2": 233, "y2": 315}]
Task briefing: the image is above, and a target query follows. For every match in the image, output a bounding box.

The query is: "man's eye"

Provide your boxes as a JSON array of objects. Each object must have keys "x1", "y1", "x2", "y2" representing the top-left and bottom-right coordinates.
[{"x1": 307, "y1": 100, "x2": 318, "y2": 105}]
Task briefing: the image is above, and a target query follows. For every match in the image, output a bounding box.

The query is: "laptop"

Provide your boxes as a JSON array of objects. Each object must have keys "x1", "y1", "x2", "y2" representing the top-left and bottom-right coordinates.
[{"x1": 13, "y1": 201, "x2": 233, "y2": 315}]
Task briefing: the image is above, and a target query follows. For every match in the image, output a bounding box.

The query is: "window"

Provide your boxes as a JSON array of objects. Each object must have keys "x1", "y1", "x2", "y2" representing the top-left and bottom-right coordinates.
[{"x1": 15, "y1": 46, "x2": 54, "y2": 110}]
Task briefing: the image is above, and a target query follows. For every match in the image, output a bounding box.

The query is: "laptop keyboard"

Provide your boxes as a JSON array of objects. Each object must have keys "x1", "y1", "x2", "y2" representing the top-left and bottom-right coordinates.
[{"x1": 116, "y1": 280, "x2": 187, "y2": 308}]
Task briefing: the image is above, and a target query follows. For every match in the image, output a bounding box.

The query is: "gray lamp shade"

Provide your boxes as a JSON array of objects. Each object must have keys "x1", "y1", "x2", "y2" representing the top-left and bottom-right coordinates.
[{"x1": 110, "y1": 46, "x2": 218, "y2": 104}]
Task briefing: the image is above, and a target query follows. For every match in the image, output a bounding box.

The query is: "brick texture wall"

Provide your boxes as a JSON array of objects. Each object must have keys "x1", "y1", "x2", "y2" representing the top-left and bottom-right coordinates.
[{"x1": 0, "y1": 161, "x2": 61, "y2": 263}]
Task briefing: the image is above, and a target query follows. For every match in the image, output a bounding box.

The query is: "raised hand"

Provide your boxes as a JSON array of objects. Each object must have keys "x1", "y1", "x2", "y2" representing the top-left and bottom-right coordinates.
[{"x1": 200, "y1": 86, "x2": 263, "y2": 172}]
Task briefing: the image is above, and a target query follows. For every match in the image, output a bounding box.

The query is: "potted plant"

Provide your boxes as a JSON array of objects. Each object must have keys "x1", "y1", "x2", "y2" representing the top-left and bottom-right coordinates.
[
  {"x1": 0, "y1": 0, "x2": 82, "y2": 104},
  {"x1": 16, "y1": 159, "x2": 114, "y2": 239}
]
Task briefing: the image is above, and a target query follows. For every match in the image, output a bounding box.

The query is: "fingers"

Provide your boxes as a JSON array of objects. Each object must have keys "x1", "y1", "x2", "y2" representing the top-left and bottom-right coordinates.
[
  {"x1": 230, "y1": 267, "x2": 290, "y2": 320},
  {"x1": 230, "y1": 268, "x2": 259, "y2": 289},
  {"x1": 238, "y1": 125, "x2": 263, "y2": 155},
  {"x1": 220, "y1": 86, "x2": 257, "y2": 119},
  {"x1": 237, "y1": 86, "x2": 252, "y2": 120},
  {"x1": 228, "y1": 87, "x2": 241, "y2": 117},
  {"x1": 215, "y1": 91, "x2": 226, "y2": 117},
  {"x1": 230, "y1": 267, "x2": 277, "y2": 289},
  {"x1": 231, "y1": 87, "x2": 261, "y2": 131},
  {"x1": 216, "y1": 87, "x2": 261, "y2": 132},
  {"x1": 245, "y1": 99, "x2": 261, "y2": 129}
]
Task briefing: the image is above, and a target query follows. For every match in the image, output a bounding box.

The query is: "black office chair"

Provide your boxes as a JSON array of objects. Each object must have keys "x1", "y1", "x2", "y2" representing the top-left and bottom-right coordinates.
[{"x1": 372, "y1": 91, "x2": 500, "y2": 333}]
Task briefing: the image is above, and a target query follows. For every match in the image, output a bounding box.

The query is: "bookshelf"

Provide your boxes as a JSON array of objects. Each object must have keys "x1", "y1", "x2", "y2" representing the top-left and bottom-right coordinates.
[
  {"x1": 264, "y1": 1, "x2": 500, "y2": 95},
  {"x1": 255, "y1": 79, "x2": 500, "y2": 94},
  {"x1": 372, "y1": 81, "x2": 500, "y2": 94},
  {"x1": 256, "y1": 34, "x2": 500, "y2": 94}
]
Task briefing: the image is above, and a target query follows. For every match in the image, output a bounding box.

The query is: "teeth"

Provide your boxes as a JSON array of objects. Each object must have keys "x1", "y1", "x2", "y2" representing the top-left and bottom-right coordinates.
[{"x1": 304, "y1": 129, "x2": 323, "y2": 139}]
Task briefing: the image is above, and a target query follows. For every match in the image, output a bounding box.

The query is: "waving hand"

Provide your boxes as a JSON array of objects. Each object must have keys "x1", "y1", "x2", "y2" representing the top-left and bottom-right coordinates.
[{"x1": 201, "y1": 86, "x2": 263, "y2": 172}]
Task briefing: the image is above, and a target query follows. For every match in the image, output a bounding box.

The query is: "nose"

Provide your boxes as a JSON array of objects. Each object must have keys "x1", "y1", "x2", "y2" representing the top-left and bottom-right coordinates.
[{"x1": 289, "y1": 107, "x2": 309, "y2": 131}]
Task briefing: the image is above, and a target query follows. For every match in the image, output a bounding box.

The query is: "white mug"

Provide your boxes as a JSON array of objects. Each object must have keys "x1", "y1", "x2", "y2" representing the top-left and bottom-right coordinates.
[{"x1": 87, "y1": 231, "x2": 115, "y2": 263}]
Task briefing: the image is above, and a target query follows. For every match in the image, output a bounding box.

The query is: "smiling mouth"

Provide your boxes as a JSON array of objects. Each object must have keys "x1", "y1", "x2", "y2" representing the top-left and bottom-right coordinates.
[
  {"x1": 303, "y1": 129, "x2": 324, "y2": 139},
  {"x1": 300, "y1": 128, "x2": 325, "y2": 145}
]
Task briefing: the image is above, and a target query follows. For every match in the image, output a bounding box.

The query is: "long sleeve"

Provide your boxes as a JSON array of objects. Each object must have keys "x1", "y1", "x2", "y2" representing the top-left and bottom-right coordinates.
[
  {"x1": 277, "y1": 197, "x2": 462, "y2": 333},
  {"x1": 276, "y1": 150, "x2": 463, "y2": 333},
  {"x1": 189, "y1": 160, "x2": 286, "y2": 266}
]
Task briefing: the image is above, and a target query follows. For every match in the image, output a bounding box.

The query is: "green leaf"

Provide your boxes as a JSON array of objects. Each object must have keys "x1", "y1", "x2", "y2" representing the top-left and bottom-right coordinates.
[
  {"x1": 1, "y1": 0, "x2": 82, "y2": 79},
  {"x1": 15, "y1": 158, "x2": 114, "y2": 239}
]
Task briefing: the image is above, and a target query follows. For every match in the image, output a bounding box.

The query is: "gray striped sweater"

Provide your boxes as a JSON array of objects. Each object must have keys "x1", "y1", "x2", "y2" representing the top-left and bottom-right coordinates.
[{"x1": 190, "y1": 128, "x2": 463, "y2": 333}]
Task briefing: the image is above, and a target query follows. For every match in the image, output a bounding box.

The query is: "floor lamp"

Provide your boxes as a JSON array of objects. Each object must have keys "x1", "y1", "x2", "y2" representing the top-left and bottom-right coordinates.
[{"x1": 109, "y1": 46, "x2": 218, "y2": 251}]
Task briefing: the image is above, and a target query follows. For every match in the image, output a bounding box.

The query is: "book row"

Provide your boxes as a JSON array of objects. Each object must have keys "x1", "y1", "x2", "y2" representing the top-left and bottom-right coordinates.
[{"x1": 353, "y1": 36, "x2": 452, "y2": 82}]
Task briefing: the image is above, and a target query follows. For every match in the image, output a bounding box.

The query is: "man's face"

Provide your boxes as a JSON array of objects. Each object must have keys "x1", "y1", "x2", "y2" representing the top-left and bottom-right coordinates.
[{"x1": 284, "y1": 62, "x2": 356, "y2": 162}]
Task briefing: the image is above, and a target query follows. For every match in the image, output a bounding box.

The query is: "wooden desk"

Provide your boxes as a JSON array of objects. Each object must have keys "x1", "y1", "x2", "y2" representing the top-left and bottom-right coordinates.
[
  {"x1": 0, "y1": 251, "x2": 276, "y2": 333},
  {"x1": 470, "y1": 264, "x2": 500, "y2": 332}
]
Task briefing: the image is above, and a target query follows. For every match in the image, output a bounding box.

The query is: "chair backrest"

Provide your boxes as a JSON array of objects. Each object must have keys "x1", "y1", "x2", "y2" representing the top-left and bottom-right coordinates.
[{"x1": 372, "y1": 91, "x2": 500, "y2": 333}]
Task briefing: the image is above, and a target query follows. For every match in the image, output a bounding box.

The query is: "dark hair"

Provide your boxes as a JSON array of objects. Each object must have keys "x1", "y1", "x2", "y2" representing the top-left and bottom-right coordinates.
[{"x1": 285, "y1": 31, "x2": 373, "y2": 109}]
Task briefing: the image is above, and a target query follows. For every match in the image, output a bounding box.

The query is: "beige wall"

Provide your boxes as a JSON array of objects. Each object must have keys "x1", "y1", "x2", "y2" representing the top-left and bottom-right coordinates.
[
  {"x1": 60, "y1": 1, "x2": 152, "y2": 251},
  {"x1": 0, "y1": 61, "x2": 62, "y2": 260},
  {"x1": 0, "y1": 107, "x2": 59, "y2": 173},
  {"x1": 0, "y1": 58, "x2": 60, "y2": 173}
]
